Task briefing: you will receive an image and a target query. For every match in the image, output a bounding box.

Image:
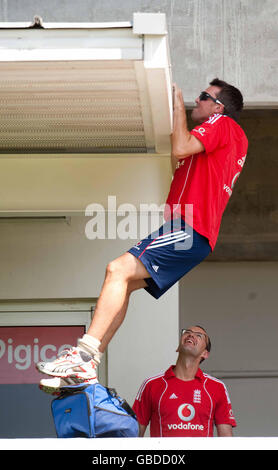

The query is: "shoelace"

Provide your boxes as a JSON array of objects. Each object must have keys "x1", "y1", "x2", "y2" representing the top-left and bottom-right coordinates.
[{"x1": 57, "y1": 347, "x2": 77, "y2": 360}]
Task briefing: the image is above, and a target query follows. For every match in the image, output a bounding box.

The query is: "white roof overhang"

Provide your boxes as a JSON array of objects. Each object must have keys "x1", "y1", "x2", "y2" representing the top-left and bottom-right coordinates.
[{"x1": 0, "y1": 13, "x2": 172, "y2": 155}]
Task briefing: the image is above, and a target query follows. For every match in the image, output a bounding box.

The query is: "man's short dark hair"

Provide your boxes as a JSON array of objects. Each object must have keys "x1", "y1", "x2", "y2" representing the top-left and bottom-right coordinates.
[
  {"x1": 210, "y1": 78, "x2": 244, "y2": 122},
  {"x1": 194, "y1": 325, "x2": 211, "y2": 363},
  {"x1": 195, "y1": 325, "x2": 211, "y2": 353}
]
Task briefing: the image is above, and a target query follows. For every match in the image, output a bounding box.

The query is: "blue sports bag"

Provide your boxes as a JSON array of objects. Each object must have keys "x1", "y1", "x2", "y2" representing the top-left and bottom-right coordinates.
[{"x1": 51, "y1": 383, "x2": 139, "y2": 438}]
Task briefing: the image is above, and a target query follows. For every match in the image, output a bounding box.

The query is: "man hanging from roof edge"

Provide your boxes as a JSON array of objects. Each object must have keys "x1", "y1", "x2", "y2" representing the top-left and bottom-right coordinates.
[{"x1": 37, "y1": 78, "x2": 248, "y2": 395}]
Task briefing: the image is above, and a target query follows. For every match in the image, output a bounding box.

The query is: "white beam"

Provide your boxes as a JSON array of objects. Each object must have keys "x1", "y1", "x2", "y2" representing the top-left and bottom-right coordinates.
[
  {"x1": 0, "y1": 28, "x2": 143, "y2": 62},
  {"x1": 133, "y1": 12, "x2": 167, "y2": 35},
  {"x1": 142, "y1": 34, "x2": 173, "y2": 153}
]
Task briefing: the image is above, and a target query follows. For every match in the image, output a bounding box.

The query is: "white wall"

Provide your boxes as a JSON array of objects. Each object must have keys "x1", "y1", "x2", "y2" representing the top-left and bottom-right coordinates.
[
  {"x1": 0, "y1": 154, "x2": 171, "y2": 212},
  {"x1": 108, "y1": 284, "x2": 179, "y2": 406}
]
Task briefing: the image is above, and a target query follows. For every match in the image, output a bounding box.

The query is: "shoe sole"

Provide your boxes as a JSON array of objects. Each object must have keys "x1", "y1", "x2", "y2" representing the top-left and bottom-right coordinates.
[
  {"x1": 39, "y1": 383, "x2": 62, "y2": 396},
  {"x1": 39, "y1": 379, "x2": 98, "y2": 396}
]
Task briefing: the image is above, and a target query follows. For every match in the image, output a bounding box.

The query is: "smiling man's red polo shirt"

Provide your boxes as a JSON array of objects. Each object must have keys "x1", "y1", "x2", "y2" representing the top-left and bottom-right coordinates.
[{"x1": 133, "y1": 366, "x2": 237, "y2": 437}]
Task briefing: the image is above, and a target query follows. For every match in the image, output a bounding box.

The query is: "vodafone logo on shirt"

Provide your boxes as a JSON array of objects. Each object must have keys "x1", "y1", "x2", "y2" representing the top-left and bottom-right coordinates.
[
  {"x1": 167, "y1": 403, "x2": 204, "y2": 432},
  {"x1": 177, "y1": 403, "x2": 195, "y2": 421}
]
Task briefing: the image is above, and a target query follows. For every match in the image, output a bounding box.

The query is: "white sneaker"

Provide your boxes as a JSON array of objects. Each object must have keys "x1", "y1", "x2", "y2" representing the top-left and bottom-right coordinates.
[
  {"x1": 36, "y1": 347, "x2": 98, "y2": 381},
  {"x1": 39, "y1": 376, "x2": 97, "y2": 396}
]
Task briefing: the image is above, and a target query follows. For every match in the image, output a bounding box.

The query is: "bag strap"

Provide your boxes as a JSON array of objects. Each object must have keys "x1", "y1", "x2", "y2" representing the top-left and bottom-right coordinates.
[{"x1": 107, "y1": 387, "x2": 137, "y2": 418}]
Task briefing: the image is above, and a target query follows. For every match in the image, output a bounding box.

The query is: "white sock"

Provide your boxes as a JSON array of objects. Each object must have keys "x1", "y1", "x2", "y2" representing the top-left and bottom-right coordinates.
[
  {"x1": 78, "y1": 334, "x2": 101, "y2": 364},
  {"x1": 94, "y1": 351, "x2": 103, "y2": 364}
]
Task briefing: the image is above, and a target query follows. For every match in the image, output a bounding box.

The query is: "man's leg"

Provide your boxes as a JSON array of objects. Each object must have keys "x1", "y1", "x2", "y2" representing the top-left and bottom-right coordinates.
[
  {"x1": 98, "y1": 277, "x2": 147, "y2": 353},
  {"x1": 87, "y1": 252, "x2": 150, "y2": 345},
  {"x1": 39, "y1": 277, "x2": 146, "y2": 394},
  {"x1": 37, "y1": 252, "x2": 150, "y2": 380}
]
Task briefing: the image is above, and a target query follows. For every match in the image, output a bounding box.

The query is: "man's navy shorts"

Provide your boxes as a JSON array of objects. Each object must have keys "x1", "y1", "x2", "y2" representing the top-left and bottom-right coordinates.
[{"x1": 128, "y1": 218, "x2": 211, "y2": 299}]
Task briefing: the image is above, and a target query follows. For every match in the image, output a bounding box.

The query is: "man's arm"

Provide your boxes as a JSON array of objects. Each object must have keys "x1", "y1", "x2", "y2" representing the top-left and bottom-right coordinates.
[
  {"x1": 216, "y1": 424, "x2": 233, "y2": 437},
  {"x1": 138, "y1": 423, "x2": 147, "y2": 437},
  {"x1": 171, "y1": 84, "x2": 204, "y2": 173}
]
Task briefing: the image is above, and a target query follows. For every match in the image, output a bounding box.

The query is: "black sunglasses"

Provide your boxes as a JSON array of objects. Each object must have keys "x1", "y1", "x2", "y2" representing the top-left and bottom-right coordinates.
[{"x1": 199, "y1": 91, "x2": 223, "y2": 106}]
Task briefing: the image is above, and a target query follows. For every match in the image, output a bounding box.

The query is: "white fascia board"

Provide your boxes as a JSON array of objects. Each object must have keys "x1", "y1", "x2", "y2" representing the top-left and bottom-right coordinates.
[
  {"x1": 0, "y1": 26, "x2": 142, "y2": 61},
  {"x1": 134, "y1": 14, "x2": 173, "y2": 153},
  {"x1": 0, "y1": 48, "x2": 140, "y2": 61}
]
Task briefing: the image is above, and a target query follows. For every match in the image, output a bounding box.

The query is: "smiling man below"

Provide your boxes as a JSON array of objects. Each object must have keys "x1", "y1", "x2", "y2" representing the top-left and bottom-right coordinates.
[{"x1": 133, "y1": 326, "x2": 237, "y2": 437}]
